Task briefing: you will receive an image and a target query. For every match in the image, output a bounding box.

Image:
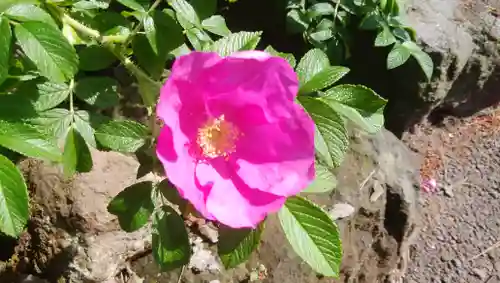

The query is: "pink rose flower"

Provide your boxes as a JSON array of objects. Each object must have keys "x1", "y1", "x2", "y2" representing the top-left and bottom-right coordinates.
[
  {"x1": 421, "y1": 178, "x2": 437, "y2": 193},
  {"x1": 156, "y1": 51, "x2": 315, "y2": 228}
]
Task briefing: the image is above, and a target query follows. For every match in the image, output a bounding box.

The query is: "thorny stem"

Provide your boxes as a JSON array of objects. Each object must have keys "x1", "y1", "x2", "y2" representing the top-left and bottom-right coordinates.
[
  {"x1": 122, "y1": 0, "x2": 163, "y2": 47},
  {"x1": 60, "y1": 8, "x2": 160, "y2": 110},
  {"x1": 59, "y1": 4, "x2": 163, "y2": 181}
]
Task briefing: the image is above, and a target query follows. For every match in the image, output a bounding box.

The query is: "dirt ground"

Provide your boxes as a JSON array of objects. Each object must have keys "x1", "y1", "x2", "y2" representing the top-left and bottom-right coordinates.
[{"x1": 403, "y1": 107, "x2": 500, "y2": 283}]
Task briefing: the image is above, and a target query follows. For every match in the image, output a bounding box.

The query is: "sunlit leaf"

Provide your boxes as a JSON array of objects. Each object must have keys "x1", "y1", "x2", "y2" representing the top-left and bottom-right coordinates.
[
  {"x1": 14, "y1": 22, "x2": 78, "y2": 83},
  {"x1": 279, "y1": 196, "x2": 342, "y2": 277},
  {"x1": 0, "y1": 154, "x2": 29, "y2": 237}
]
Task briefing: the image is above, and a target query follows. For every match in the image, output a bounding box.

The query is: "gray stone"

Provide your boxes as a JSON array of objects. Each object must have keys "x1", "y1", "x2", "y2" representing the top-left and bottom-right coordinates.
[
  {"x1": 188, "y1": 236, "x2": 221, "y2": 273},
  {"x1": 471, "y1": 268, "x2": 488, "y2": 280},
  {"x1": 361, "y1": 0, "x2": 500, "y2": 135}
]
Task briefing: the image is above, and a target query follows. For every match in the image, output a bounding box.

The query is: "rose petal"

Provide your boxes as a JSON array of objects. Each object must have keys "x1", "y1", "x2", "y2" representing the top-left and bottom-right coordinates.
[{"x1": 196, "y1": 161, "x2": 285, "y2": 228}]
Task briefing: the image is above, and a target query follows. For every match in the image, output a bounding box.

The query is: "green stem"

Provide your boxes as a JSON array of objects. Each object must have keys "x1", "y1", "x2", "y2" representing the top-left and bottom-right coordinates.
[
  {"x1": 68, "y1": 79, "x2": 75, "y2": 115},
  {"x1": 61, "y1": 13, "x2": 100, "y2": 38},
  {"x1": 333, "y1": 0, "x2": 341, "y2": 28},
  {"x1": 122, "y1": 0, "x2": 163, "y2": 47}
]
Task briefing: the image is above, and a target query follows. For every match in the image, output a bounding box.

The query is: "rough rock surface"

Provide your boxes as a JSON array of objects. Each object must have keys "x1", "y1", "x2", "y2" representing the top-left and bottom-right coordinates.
[
  {"x1": 405, "y1": 0, "x2": 500, "y2": 122},
  {"x1": 131, "y1": 128, "x2": 422, "y2": 283},
  {"x1": 12, "y1": 150, "x2": 153, "y2": 283},
  {"x1": 348, "y1": 0, "x2": 500, "y2": 136}
]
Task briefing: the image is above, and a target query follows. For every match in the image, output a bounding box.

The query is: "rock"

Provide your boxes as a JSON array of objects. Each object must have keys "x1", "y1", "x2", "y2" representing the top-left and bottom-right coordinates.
[
  {"x1": 198, "y1": 223, "x2": 219, "y2": 244},
  {"x1": 348, "y1": 0, "x2": 500, "y2": 136},
  {"x1": 18, "y1": 150, "x2": 154, "y2": 283},
  {"x1": 188, "y1": 237, "x2": 221, "y2": 273},
  {"x1": 329, "y1": 203, "x2": 355, "y2": 220},
  {"x1": 402, "y1": 0, "x2": 500, "y2": 127}
]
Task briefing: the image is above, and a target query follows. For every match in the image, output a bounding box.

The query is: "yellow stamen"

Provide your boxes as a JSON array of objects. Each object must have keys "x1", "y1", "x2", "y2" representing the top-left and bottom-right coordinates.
[{"x1": 197, "y1": 115, "x2": 240, "y2": 158}]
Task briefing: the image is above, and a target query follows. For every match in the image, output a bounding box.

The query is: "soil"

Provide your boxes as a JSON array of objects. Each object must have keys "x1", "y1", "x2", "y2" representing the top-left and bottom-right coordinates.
[{"x1": 403, "y1": 108, "x2": 500, "y2": 283}]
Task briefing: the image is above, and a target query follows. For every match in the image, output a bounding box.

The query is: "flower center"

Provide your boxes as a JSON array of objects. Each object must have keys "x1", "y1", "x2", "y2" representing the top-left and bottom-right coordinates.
[{"x1": 197, "y1": 115, "x2": 240, "y2": 158}]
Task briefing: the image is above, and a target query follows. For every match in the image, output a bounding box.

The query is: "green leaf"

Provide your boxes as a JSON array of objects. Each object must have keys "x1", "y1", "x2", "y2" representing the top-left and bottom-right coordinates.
[
  {"x1": 152, "y1": 206, "x2": 191, "y2": 271},
  {"x1": 387, "y1": 44, "x2": 410, "y2": 69},
  {"x1": 278, "y1": 196, "x2": 342, "y2": 277},
  {"x1": 302, "y1": 163, "x2": 337, "y2": 193},
  {"x1": 264, "y1": 45, "x2": 296, "y2": 69},
  {"x1": 0, "y1": 154, "x2": 29, "y2": 237},
  {"x1": 143, "y1": 14, "x2": 158, "y2": 54},
  {"x1": 74, "y1": 110, "x2": 108, "y2": 148},
  {"x1": 0, "y1": 0, "x2": 37, "y2": 13},
  {"x1": 307, "y1": 3, "x2": 335, "y2": 18},
  {"x1": 73, "y1": 0, "x2": 110, "y2": 10},
  {"x1": 184, "y1": 28, "x2": 201, "y2": 50},
  {"x1": 403, "y1": 41, "x2": 433, "y2": 80},
  {"x1": 63, "y1": 127, "x2": 92, "y2": 178},
  {"x1": 14, "y1": 80, "x2": 70, "y2": 112},
  {"x1": 92, "y1": 11, "x2": 132, "y2": 35},
  {"x1": 309, "y1": 29, "x2": 333, "y2": 42},
  {"x1": 0, "y1": 16, "x2": 12, "y2": 86},
  {"x1": 286, "y1": 9, "x2": 309, "y2": 34},
  {"x1": 116, "y1": 0, "x2": 145, "y2": 12},
  {"x1": 136, "y1": 69, "x2": 162, "y2": 107},
  {"x1": 169, "y1": 43, "x2": 191, "y2": 57},
  {"x1": 4, "y1": 4, "x2": 57, "y2": 27},
  {"x1": 299, "y1": 96, "x2": 348, "y2": 168},
  {"x1": 158, "y1": 179, "x2": 187, "y2": 212},
  {"x1": 107, "y1": 181, "x2": 154, "y2": 232},
  {"x1": 78, "y1": 45, "x2": 117, "y2": 71},
  {"x1": 75, "y1": 77, "x2": 120, "y2": 109},
  {"x1": 133, "y1": 9, "x2": 184, "y2": 79},
  {"x1": 95, "y1": 120, "x2": 149, "y2": 152},
  {"x1": 202, "y1": 15, "x2": 230, "y2": 36},
  {"x1": 0, "y1": 120, "x2": 61, "y2": 162},
  {"x1": 392, "y1": 27, "x2": 411, "y2": 41},
  {"x1": 218, "y1": 223, "x2": 264, "y2": 269},
  {"x1": 209, "y1": 31, "x2": 262, "y2": 57},
  {"x1": 321, "y1": 84, "x2": 386, "y2": 133},
  {"x1": 170, "y1": 0, "x2": 200, "y2": 27},
  {"x1": 299, "y1": 66, "x2": 350, "y2": 95},
  {"x1": 296, "y1": 49, "x2": 330, "y2": 87},
  {"x1": 190, "y1": 0, "x2": 216, "y2": 20},
  {"x1": 132, "y1": 35, "x2": 165, "y2": 78},
  {"x1": 374, "y1": 27, "x2": 396, "y2": 47},
  {"x1": 29, "y1": 108, "x2": 72, "y2": 140},
  {"x1": 14, "y1": 21, "x2": 78, "y2": 83},
  {"x1": 359, "y1": 12, "x2": 382, "y2": 30},
  {"x1": 323, "y1": 84, "x2": 387, "y2": 114}
]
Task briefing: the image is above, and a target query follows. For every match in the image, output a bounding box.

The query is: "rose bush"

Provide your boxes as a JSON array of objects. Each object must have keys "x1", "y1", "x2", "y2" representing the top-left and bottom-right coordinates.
[
  {"x1": 156, "y1": 51, "x2": 315, "y2": 228},
  {"x1": 0, "y1": 0, "x2": 429, "y2": 278}
]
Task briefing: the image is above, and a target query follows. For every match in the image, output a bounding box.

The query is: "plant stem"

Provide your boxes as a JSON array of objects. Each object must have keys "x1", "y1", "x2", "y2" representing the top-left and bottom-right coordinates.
[
  {"x1": 333, "y1": 0, "x2": 341, "y2": 28},
  {"x1": 61, "y1": 13, "x2": 100, "y2": 39},
  {"x1": 68, "y1": 79, "x2": 75, "y2": 115}
]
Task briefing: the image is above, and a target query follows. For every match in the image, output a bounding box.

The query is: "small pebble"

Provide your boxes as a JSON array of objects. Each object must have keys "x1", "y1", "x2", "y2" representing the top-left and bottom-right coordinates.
[
  {"x1": 329, "y1": 203, "x2": 355, "y2": 220},
  {"x1": 471, "y1": 268, "x2": 487, "y2": 280},
  {"x1": 451, "y1": 259, "x2": 461, "y2": 268}
]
